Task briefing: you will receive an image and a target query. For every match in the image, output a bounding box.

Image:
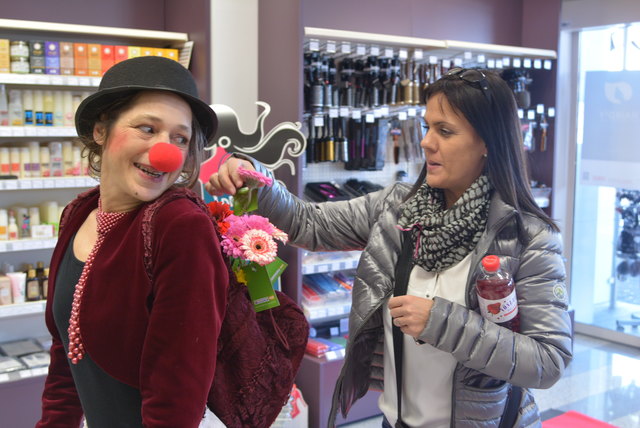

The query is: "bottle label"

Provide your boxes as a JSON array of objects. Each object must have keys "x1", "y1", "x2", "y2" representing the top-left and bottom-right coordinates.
[{"x1": 478, "y1": 288, "x2": 518, "y2": 323}]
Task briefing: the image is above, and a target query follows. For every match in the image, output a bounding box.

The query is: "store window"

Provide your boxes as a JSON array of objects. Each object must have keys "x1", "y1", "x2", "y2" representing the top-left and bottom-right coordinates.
[{"x1": 571, "y1": 23, "x2": 640, "y2": 340}]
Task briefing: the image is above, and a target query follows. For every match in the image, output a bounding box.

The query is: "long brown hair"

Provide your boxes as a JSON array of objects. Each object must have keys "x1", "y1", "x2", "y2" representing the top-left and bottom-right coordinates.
[{"x1": 405, "y1": 69, "x2": 559, "y2": 235}]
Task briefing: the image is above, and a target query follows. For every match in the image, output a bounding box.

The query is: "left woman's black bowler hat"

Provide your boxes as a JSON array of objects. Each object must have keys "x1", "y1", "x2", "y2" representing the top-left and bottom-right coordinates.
[{"x1": 75, "y1": 56, "x2": 218, "y2": 141}]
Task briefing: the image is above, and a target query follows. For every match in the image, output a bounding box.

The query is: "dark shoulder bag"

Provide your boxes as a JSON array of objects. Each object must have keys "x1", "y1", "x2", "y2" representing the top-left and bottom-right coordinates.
[{"x1": 141, "y1": 188, "x2": 309, "y2": 428}]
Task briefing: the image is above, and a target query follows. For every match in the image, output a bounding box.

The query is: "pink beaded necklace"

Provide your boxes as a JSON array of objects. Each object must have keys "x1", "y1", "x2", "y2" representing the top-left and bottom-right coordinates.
[{"x1": 67, "y1": 199, "x2": 129, "y2": 364}]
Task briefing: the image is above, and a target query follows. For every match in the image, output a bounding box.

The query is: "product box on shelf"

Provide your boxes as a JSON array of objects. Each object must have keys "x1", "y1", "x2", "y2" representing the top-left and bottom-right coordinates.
[
  {"x1": 59, "y1": 42, "x2": 74, "y2": 75},
  {"x1": 101, "y1": 45, "x2": 115, "y2": 75},
  {"x1": 128, "y1": 46, "x2": 141, "y2": 58},
  {"x1": 73, "y1": 43, "x2": 88, "y2": 76},
  {"x1": 28, "y1": 41, "x2": 45, "y2": 74},
  {"x1": 114, "y1": 45, "x2": 128, "y2": 63},
  {"x1": 0, "y1": 39, "x2": 9, "y2": 73},
  {"x1": 87, "y1": 44, "x2": 101, "y2": 77},
  {"x1": 44, "y1": 41, "x2": 60, "y2": 75}
]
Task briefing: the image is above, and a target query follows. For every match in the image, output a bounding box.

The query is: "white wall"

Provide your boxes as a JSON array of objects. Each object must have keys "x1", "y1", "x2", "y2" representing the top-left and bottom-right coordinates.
[{"x1": 210, "y1": 0, "x2": 258, "y2": 128}]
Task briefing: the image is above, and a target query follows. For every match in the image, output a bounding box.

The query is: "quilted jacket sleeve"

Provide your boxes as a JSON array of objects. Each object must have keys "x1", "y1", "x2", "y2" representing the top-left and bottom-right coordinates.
[
  {"x1": 419, "y1": 219, "x2": 572, "y2": 389},
  {"x1": 248, "y1": 156, "x2": 407, "y2": 252}
]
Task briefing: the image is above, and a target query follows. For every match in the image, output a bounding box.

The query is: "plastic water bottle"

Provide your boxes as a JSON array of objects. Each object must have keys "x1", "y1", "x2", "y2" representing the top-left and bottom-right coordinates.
[{"x1": 476, "y1": 255, "x2": 520, "y2": 332}]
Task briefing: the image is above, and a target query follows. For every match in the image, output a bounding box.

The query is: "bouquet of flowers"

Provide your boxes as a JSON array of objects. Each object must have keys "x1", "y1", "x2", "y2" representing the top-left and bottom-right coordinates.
[{"x1": 208, "y1": 166, "x2": 288, "y2": 311}]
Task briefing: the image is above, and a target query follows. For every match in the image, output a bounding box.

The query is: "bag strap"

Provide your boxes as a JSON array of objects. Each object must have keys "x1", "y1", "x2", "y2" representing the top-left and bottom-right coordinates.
[
  {"x1": 393, "y1": 231, "x2": 413, "y2": 428},
  {"x1": 499, "y1": 385, "x2": 523, "y2": 428}
]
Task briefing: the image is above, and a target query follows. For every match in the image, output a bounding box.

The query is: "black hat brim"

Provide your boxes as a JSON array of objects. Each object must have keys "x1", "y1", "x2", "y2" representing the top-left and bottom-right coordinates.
[{"x1": 75, "y1": 85, "x2": 218, "y2": 142}]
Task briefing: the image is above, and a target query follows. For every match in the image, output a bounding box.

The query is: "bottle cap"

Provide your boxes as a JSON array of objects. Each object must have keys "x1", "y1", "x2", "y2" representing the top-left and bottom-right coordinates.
[
  {"x1": 28, "y1": 269, "x2": 36, "y2": 277},
  {"x1": 482, "y1": 255, "x2": 500, "y2": 272}
]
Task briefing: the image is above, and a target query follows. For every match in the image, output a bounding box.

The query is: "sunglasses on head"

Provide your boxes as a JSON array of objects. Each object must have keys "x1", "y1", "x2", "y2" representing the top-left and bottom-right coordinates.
[{"x1": 445, "y1": 67, "x2": 492, "y2": 103}]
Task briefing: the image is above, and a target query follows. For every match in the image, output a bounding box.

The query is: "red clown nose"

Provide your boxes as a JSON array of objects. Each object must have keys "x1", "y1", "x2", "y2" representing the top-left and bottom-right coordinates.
[{"x1": 149, "y1": 143, "x2": 183, "y2": 173}]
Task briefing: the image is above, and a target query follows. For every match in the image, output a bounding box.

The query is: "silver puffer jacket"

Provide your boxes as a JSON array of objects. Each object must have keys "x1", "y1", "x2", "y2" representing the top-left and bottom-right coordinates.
[{"x1": 249, "y1": 160, "x2": 573, "y2": 428}]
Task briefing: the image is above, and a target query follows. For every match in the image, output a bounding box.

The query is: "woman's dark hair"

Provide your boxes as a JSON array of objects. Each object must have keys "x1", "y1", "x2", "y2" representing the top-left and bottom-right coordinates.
[
  {"x1": 405, "y1": 69, "x2": 559, "y2": 234},
  {"x1": 77, "y1": 91, "x2": 206, "y2": 188}
]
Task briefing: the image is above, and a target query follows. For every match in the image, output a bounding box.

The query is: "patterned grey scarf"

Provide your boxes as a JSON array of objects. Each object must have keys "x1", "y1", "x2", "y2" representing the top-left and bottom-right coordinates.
[{"x1": 398, "y1": 175, "x2": 492, "y2": 272}]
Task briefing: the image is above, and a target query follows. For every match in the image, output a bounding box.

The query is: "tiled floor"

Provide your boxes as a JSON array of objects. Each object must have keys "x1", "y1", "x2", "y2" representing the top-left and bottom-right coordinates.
[{"x1": 340, "y1": 333, "x2": 640, "y2": 427}]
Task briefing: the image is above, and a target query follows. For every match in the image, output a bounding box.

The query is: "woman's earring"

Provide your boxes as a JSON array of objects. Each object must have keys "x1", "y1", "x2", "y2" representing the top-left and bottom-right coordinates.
[{"x1": 483, "y1": 153, "x2": 488, "y2": 158}]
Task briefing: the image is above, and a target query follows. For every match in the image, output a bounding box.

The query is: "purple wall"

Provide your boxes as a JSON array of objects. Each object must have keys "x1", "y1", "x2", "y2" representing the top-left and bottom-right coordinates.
[
  {"x1": 0, "y1": 0, "x2": 165, "y2": 30},
  {"x1": 0, "y1": 0, "x2": 213, "y2": 103},
  {"x1": 301, "y1": 0, "x2": 524, "y2": 46}
]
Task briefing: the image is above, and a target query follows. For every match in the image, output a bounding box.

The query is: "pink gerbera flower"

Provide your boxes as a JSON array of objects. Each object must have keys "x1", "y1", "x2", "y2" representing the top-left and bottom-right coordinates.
[
  {"x1": 238, "y1": 165, "x2": 273, "y2": 187},
  {"x1": 240, "y1": 229, "x2": 278, "y2": 265}
]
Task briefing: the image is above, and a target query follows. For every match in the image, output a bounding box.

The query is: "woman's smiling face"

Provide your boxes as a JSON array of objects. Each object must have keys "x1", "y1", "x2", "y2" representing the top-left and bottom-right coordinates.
[
  {"x1": 94, "y1": 91, "x2": 193, "y2": 212},
  {"x1": 421, "y1": 93, "x2": 487, "y2": 208}
]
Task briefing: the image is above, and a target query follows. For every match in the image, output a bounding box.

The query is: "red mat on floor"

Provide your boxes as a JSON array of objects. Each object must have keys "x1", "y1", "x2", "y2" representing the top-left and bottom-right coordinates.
[{"x1": 542, "y1": 411, "x2": 616, "y2": 427}]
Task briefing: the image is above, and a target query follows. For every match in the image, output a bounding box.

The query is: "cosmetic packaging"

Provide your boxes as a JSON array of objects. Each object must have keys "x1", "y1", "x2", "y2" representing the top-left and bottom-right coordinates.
[{"x1": 6, "y1": 271, "x2": 26, "y2": 304}]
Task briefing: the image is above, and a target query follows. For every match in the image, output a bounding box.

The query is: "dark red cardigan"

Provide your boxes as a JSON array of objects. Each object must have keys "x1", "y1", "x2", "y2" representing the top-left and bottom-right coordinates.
[{"x1": 36, "y1": 187, "x2": 228, "y2": 428}]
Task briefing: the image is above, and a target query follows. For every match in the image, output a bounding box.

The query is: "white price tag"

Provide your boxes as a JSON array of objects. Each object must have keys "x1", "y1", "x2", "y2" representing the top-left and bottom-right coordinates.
[
  {"x1": 380, "y1": 106, "x2": 389, "y2": 116},
  {"x1": 341, "y1": 42, "x2": 351, "y2": 54},
  {"x1": 36, "y1": 127, "x2": 47, "y2": 137},
  {"x1": 309, "y1": 39, "x2": 319, "y2": 51},
  {"x1": 24, "y1": 240, "x2": 37, "y2": 250},
  {"x1": 513, "y1": 58, "x2": 522, "y2": 68},
  {"x1": 373, "y1": 109, "x2": 382, "y2": 118},
  {"x1": 454, "y1": 58, "x2": 463, "y2": 67},
  {"x1": 352, "y1": 109, "x2": 362, "y2": 120},
  {"x1": 50, "y1": 76, "x2": 64, "y2": 85},
  {"x1": 487, "y1": 59, "x2": 495, "y2": 68},
  {"x1": 19, "y1": 369, "x2": 33, "y2": 379},
  {"x1": 523, "y1": 58, "x2": 532, "y2": 68},
  {"x1": 12, "y1": 127, "x2": 26, "y2": 137},
  {"x1": 19, "y1": 179, "x2": 32, "y2": 189},
  {"x1": 44, "y1": 179, "x2": 54, "y2": 188},
  {"x1": 548, "y1": 107, "x2": 556, "y2": 117},
  {"x1": 503, "y1": 57, "x2": 511, "y2": 67},
  {"x1": 413, "y1": 49, "x2": 423, "y2": 60},
  {"x1": 496, "y1": 59, "x2": 503, "y2": 69},
  {"x1": 356, "y1": 45, "x2": 366, "y2": 56},
  {"x1": 78, "y1": 77, "x2": 91, "y2": 86},
  {"x1": 0, "y1": 126, "x2": 11, "y2": 136},
  {"x1": 32, "y1": 179, "x2": 43, "y2": 188},
  {"x1": 66, "y1": 76, "x2": 79, "y2": 86},
  {"x1": 324, "y1": 350, "x2": 340, "y2": 361},
  {"x1": 408, "y1": 108, "x2": 417, "y2": 117},
  {"x1": 544, "y1": 60, "x2": 552, "y2": 70},
  {"x1": 398, "y1": 111, "x2": 408, "y2": 121},
  {"x1": 91, "y1": 77, "x2": 101, "y2": 86},
  {"x1": 518, "y1": 109, "x2": 524, "y2": 119},
  {"x1": 477, "y1": 54, "x2": 486, "y2": 63},
  {"x1": 326, "y1": 41, "x2": 336, "y2": 53},
  {"x1": 3, "y1": 180, "x2": 17, "y2": 190},
  {"x1": 313, "y1": 116, "x2": 324, "y2": 127},
  {"x1": 365, "y1": 113, "x2": 375, "y2": 123},
  {"x1": 463, "y1": 51, "x2": 472, "y2": 60},
  {"x1": 24, "y1": 75, "x2": 36, "y2": 84},
  {"x1": 533, "y1": 59, "x2": 542, "y2": 69},
  {"x1": 384, "y1": 48, "x2": 394, "y2": 58},
  {"x1": 536, "y1": 104, "x2": 545, "y2": 114},
  {"x1": 339, "y1": 106, "x2": 349, "y2": 117},
  {"x1": 32, "y1": 367, "x2": 48, "y2": 376},
  {"x1": 12, "y1": 241, "x2": 24, "y2": 251},
  {"x1": 527, "y1": 110, "x2": 536, "y2": 120},
  {"x1": 442, "y1": 59, "x2": 451, "y2": 68},
  {"x1": 35, "y1": 75, "x2": 48, "y2": 85},
  {"x1": 0, "y1": 373, "x2": 9, "y2": 383},
  {"x1": 370, "y1": 46, "x2": 380, "y2": 56},
  {"x1": 399, "y1": 49, "x2": 408, "y2": 60},
  {"x1": 329, "y1": 108, "x2": 339, "y2": 118},
  {"x1": 429, "y1": 55, "x2": 438, "y2": 65}
]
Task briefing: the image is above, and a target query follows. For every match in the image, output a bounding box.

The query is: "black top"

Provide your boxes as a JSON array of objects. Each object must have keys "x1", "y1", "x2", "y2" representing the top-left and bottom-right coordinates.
[{"x1": 52, "y1": 235, "x2": 143, "y2": 428}]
